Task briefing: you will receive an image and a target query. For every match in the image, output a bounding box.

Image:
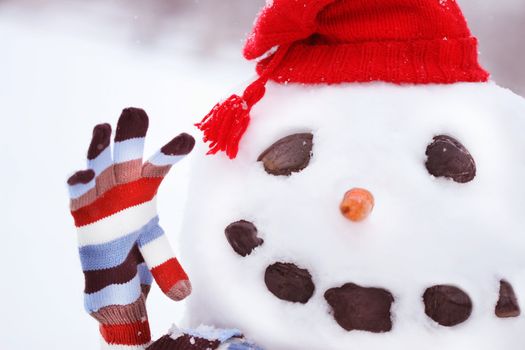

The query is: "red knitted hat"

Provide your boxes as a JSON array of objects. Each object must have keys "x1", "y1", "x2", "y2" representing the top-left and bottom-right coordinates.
[{"x1": 197, "y1": 0, "x2": 490, "y2": 159}]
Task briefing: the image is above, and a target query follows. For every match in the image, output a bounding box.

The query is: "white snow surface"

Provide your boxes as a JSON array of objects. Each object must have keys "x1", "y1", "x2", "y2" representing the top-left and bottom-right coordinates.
[
  {"x1": 0, "y1": 7, "x2": 250, "y2": 350},
  {"x1": 181, "y1": 82, "x2": 525, "y2": 349}
]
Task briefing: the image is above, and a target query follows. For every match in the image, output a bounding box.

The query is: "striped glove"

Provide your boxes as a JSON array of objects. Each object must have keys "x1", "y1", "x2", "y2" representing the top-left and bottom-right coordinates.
[{"x1": 67, "y1": 108, "x2": 195, "y2": 349}]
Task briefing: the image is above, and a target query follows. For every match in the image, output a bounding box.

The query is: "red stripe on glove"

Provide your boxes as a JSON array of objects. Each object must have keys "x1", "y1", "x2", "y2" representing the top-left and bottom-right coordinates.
[
  {"x1": 72, "y1": 178, "x2": 162, "y2": 227},
  {"x1": 100, "y1": 320, "x2": 151, "y2": 346},
  {"x1": 151, "y1": 258, "x2": 189, "y2": 294}
]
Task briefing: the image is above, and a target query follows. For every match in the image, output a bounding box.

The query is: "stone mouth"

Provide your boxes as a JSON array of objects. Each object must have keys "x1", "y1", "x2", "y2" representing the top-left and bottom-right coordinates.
[
  {"x1": 322, "y1": 281, "x2": 521, "y2": 333},
  {"x1": 263, "y1": 260, "x2": 521, "y2": 333},
  {"x1": 222, "y1": 220, "x2": 521, "y2": 332}
]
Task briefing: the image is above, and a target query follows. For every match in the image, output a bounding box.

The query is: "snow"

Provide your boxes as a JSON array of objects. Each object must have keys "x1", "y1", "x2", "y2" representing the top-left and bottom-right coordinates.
[
  {"x1": 169, "y1": 324, "x2": 242, "y2": 342},
  {"x1": 0, "y1": 5, "x2": 250, "y2": 350},
  {"x1": 181, "y1": 82, "x2": 525, "y2": 349}
]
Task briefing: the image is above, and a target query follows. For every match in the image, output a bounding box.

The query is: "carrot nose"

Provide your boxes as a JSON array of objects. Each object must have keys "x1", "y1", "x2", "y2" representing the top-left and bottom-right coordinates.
[{"x1": 340, "y1": 188, "x2": 375, "y2": 222}]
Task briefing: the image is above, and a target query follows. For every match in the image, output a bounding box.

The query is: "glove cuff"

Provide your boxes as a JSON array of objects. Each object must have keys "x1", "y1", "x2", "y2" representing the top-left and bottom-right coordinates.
[
  {"x1": 100, "y1": 319, "x2": 151, "y2": 347},
  {"x1": 91, "y1": 295, "x2": 148, "y2": 325}
]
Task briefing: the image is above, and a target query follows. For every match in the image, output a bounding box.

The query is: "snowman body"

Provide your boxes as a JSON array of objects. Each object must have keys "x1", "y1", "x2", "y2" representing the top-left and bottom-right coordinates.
[{"x1": 181, "y1": 81, "x2": 525, "y2": 349}]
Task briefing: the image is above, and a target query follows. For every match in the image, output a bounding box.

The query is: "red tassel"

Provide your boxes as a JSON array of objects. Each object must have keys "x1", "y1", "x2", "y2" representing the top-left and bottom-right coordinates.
[
  {"x1": 196, "y1": 79, "x2": 267, "y2": 159},
  {"x1": 196, "y1": 45, "x2": 290, "y2": 159}
]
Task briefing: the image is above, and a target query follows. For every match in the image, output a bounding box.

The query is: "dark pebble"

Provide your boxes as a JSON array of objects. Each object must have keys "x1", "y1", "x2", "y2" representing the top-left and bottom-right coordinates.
[
  {"x1": 257, "y1": 133, "x2": 313, "y2": 176},
  {"x1": 225, "y1": 220, "x2": 263, "y2": 257},
  {"x1": 423, "y1": 285, "x2": 472, "y2": 327},
  {"x1": 496, "y1": 280, "x2": 521, "y2": 318},
  {"x1": 265, "y1": 262, "x2": 315, "y2": 303},
  {"x1": 425, "y1": 135, "x2": 476, "y2": 183},
  {"x1": 325, "y1": 283, "x2": 394, "y2": 333}
]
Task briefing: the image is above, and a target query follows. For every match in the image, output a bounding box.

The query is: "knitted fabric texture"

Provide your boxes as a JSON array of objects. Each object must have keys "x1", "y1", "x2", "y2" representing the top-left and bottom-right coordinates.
[
  {"x1": 245, "y1": 0, "x2": 489, "y2": 84},
  {"x1": 68, "y1": 108, "x2": 195, "y2": 349},
  {"x1": 197, "y1": 0, "x2": 489, "y2": 159}
]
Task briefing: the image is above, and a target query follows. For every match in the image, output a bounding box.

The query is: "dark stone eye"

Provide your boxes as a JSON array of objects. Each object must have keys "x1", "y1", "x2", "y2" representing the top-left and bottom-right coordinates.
[
  {"x1": 425, "y1": 135, "x2": 476, "y2": 183},
  {"x1": 324, "y1": 283, "x2": 394, "y2": 333},
  {"x1": 496, "y1": 280, "x2": 521, "y2": 318},
  {"x1": 265, "y1": 262, "x2": 315, "y2": 303},
  {"x1": 225, "y1": 220, "x2": 264, "y2": 257},
  {"x1": 257, "y1": 133, "x2": 313, "y2": 176},
  {"x1": 423, "y1": 285, "x2": 472, "y2": 327}
]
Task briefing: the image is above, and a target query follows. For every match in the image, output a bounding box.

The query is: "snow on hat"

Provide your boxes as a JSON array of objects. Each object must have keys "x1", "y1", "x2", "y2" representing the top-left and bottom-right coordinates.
[{"x1": 196, "y1": 0, "x2": 490, "y2": 159}]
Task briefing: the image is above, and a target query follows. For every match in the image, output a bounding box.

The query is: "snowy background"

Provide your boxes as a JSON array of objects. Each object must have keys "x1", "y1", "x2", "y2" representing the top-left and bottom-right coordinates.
[{"x1": 0, "y1": 1, "x2": 523, "y2": 349}]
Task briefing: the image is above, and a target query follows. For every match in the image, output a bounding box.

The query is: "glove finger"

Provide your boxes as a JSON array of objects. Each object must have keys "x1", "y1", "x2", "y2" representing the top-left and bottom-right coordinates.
[
  {"x1": 67, "y1": 169, "x2": 96, "y2": 208},
  {"x1": 113, "y1": 108, "x2": 149, "y2": 184},
  {"x1": 87, "y1": 123, "x2": 117, "y2": 196},
  {"x1": 138, "y1": 223, "x2": 191, "y2": 301},
  {"x1": 142, "y1": 133, "x2": 195, "y2": 179}
]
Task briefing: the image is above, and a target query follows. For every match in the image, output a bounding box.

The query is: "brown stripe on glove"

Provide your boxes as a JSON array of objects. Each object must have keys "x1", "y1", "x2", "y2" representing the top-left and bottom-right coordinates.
[
  {"x1": 115, "y1": 108, "x2": 149, "y2": 142},
  {"x1": 161, "y1": 133, "x2": 195, "y2": 156},
  {"x1": 142, "y1": 163, "x2": 172, "y2": 179},
  {"x1": 88, "y1": 123, "x2": 112, "y2": 160},
  {"x1": 84, "y1": 245, "x2": 144, "y2": 294},
  {"x1": 67, "y1": 169, "x2": 95, "y2": 186},
  {"x1": 91, "y1": 295, "x2": 148, "y2": 325}
]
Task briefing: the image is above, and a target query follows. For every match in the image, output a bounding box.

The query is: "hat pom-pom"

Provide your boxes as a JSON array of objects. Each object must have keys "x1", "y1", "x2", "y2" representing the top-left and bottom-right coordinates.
[{"x1": 196, "y1": 79, "x2": 266, "y2": 159}]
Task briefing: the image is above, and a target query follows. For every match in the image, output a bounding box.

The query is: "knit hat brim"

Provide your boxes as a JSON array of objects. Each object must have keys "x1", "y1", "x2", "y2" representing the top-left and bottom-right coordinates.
[{"x1": 256, "y1": 37, "x2": 489, "y2": 85}]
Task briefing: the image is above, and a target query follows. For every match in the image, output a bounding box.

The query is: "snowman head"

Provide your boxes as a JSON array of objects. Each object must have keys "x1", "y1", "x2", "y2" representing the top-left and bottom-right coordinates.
[{"x1": 183, "y1": 1, "x2": 525, "y2": 348}]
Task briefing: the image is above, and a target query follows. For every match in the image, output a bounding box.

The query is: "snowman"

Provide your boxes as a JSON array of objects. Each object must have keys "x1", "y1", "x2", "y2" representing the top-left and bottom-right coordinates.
[
  {"x1": 67, "y1": 0, "x2": 525, "y2": 349},
  {"x1": 180, "y1": 0, "x2": 525, "y2": 349}
]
